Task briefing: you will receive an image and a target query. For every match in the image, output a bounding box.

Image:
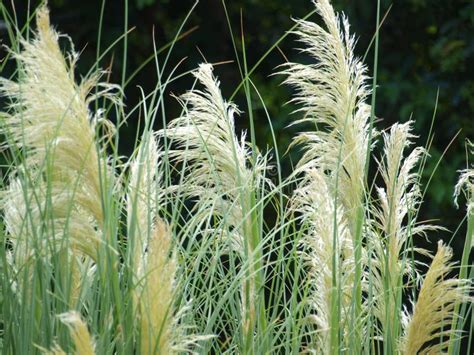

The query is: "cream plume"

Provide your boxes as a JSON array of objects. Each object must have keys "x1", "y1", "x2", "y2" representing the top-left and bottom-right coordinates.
[
  {"x1": 57, "y1": 311, "x2": 95, "y2": 355},
  {"x1": 163, "y1": 64, "x2": 267, "y2": 244},
  {"x1": 282, "y1": 0, "x2": 375, "y2": 234},
  {"x1": 137, "y1": 220, "x2": 176, "y2": 354},
  {"x1": 291, "y1": 168, "x2": 353, "y2": 353},
  {"x1": 162, "y1": 63, "x2": 269, "y2": 346},
  {"x1": 371, "y1": 121, "x2": 440, "y2": 346},
  {"x1": 454, "y1": 140, "x2": 474, "y2": 218},
  {"x1": 283, "y1": 0, "x2": 374, "y2": 350},
  {"x1": 0, "y1": 5, "x2": 119, "y2": 263},
  {"x1": 400, "y1": 241, "x2": 472, "y2": 354},
  {"x1": 127, "y1": 134, "x2": 163, "y2": 276},
  {"x1": 135, "y1": 219, "x2": 205, "y2": 354}
]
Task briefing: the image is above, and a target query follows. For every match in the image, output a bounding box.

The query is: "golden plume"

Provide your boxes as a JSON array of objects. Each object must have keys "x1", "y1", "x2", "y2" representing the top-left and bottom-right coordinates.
[
  {"x1": 58, "y1": 311, "x2": 96, "y2": 355},
  {"x1": 400, "y1": 241, "x2": 472, "y2": 354}
]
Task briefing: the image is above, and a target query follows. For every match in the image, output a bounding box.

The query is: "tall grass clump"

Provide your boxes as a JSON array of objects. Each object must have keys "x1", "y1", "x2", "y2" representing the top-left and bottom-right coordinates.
[
  {"x1": 0, "y1": 0, "x2": 472, "y2": 354},
  {"x1": 48, "y1": 311, "x2": 96, "y2": 355},
  {"x1": 162, "y1": 63, "x2": 271, "y2": 353},
  {"x1": 400, "y1": 241, "x2": 472, "y2": 354},
  {"x1": 0, "y1": 4, "x2": 109, "y2": 266},
  {"x1": 370, "y1": 121, "x2": 439, "y2": 351},
  {"x1": 0, "y1": 7, "x2": 121, "y2": 339},
  {"x1": 1, "y1": 4, "x2": 122, "y2": 352},
  {"x1": 282, "y1": 0, "x2": 374, "y2": 350},
  {"x1": 0, "y1": 4, "x2": 194, "y2": 353},
  {"x1": 281, "y1": 0, "x2": 472, "y2": 353}
]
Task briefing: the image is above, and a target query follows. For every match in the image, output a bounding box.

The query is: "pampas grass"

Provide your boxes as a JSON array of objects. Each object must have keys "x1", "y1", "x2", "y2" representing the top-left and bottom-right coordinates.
[
  {"x1": 282, "y1": 0, "x2": 374, "y2": 229},
  {"x1": 127, "y1": 136, "x2": 185, "y2": 354},
  {"x1": 163, "y1": 63, "x2": 270, "y2": 352},
  {"x1": 291, "y1": 168, "x2": 353, "y2": 353},
  {"x1": 0, "y1": 1, "x2": 472, "y2": 354},
  {"x1": 400, "y1": 241, "x2": 472, "y2": 354},
  {"x1": 0, "y1": 5, "x2": 115, "y2": 263},
  {"x1": 127, "y1": 134, "x2": 162, "y2": 277},
  {"x1": 136, "y1": 219, "x2": 176, "y2": 354},
  {"x1": 0, "y1": 5, "x2": 120, "y2": 314},
  {"x1": 281, "y1": 1, "x2": 375, "y2": 348},
  {"x1": 56, "y1": 311, "x2": 96, "y2": 355},
  {"x1": 371, "y1": 121, "x2": 439, "y2": 349},
  {"x1": 42, "y1": 311, "x2": 95, "y2": 355},
  {"x1": 454, "y1": 141, "x2": 474, "y2": 215}
]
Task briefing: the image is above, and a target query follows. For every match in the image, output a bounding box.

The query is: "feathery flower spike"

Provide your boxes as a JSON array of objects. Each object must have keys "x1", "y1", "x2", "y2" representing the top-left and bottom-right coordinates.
[
  {"x1": 163, "y1": 63, "x2": 269, "y2": 348},
  {"x1": 282, "y1": 0, "x2": 375, "y2": 233},
  {"x1": 58, "y1": 311, "x2": 96, "y2": 355},
  {"x1": 400, "y1": 241, "x2": 472, "y2": 354},
  {"x1": 283, "y1": 0, "x2": 375, "y2": 350},
  {"x1": 291, "y1": 168, "x2": 353, "y2": 353},
  {"x1": 0, "y1": 4, "x2": 119, "y2": 263}
]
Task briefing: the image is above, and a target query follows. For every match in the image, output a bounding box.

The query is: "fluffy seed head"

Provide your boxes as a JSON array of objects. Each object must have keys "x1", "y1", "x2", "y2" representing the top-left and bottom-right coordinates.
[
  {"x1": 292, "y1": 168, "x2": 354, "y2": 352},
  {"x1": 282, "y1": 0, "x2": 375, "y2": 234},
  {"x1": 58, "y1": 311, "x2": 95, "y2": 355},
  {"x1": 0, "y1": 5, "x2": 119, "y2": 262},
  {"x1": 454, "y1": 141, "x2": 474, "y2": 216},
  {"x1": 370, "y1": 121, "x2": 441, "y2": 342},
  {"x1": 162, "y1": 63, "x2": 268, "y2": 252},
  {"x1": 400, "y1": 241, "x2": 472, "y2": 354},
  {"x1": 127, "y1": 134, "x2": 164, "y2": 275},
  {"x1": 137, "y1": 220, "x2": 176, "y2": 354}
]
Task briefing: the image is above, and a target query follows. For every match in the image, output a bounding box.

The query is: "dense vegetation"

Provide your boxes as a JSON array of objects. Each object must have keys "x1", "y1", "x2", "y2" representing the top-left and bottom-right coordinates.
[
  {"x1": 3, "y1": 0, "x2": 473, "y2": 237},
  {"x1": 0, "y1": 1, "x2": 472, "y2": 354}
]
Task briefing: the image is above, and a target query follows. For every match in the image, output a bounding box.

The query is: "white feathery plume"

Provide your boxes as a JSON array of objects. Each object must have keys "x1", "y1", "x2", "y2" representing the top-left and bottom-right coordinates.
[
  {"x1": 291, "y1": 168, "x2": 353, "y2": 353},
  {"x1": 370, "y1": 121, "x2": 438, "y2": 344},
  {"x1": 454, "y1": 140, "x2": 474, "y2": 230},
  {"x1": 399, "y1": 241, "x2": 472, "y2": 354},
  {"x1": 283, "y1": 0, "x2": 373, "y2": 350},
  {"x1": 127, "y1": 134, "x2": 163, "y2": 276},
  {"x1": 127, "y1": 137, "x2": 203, "y2": 353},
  {"x1": 164, "y1": 63, "x2": 267, "y2": 243},
  {"x1": 374, "y1": 122, "x2": 428, "y2": 248},
  {"x1": 162, "y1": 63, "x2": 269, "y2": 339},
  {"x1": 0, "y1": 5, "x2": 119, "y2": 263},
  {"x1": 282, "y1": 0, "x2": 375, "y2": 234},
  {"x1": 128, "y1": 134, "x2": 161, "y2": 230}
]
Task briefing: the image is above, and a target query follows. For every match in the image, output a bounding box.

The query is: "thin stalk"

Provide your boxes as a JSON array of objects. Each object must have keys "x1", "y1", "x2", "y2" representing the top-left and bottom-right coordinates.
[
  {"x1": 239, "y1": 10, "x2": 267, "y2": 353},
  {"x1": 448, "y1": 210, "x2": 473, "y2": 354},
  {"x1": 354, "y1": 0, "x2": 381, "y2": 352}
]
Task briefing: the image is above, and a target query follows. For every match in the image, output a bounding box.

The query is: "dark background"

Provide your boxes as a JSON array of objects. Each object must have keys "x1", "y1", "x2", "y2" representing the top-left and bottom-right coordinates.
[{"x1": 1, "y1": 0, "x2": 473, "y2": 257}]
